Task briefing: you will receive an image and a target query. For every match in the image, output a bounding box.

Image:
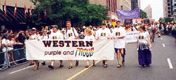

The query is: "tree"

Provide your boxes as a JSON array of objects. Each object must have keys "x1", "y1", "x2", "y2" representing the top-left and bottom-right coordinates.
[
  {"x1": 164, "y1": 17, "x2": 173, "y2": 23},
  {"x1": 31, "y1": 0, "x2": 109, "y2": 27},
  {"x1": 140, "y1": 9, "x2": 147, "y2": 19}
]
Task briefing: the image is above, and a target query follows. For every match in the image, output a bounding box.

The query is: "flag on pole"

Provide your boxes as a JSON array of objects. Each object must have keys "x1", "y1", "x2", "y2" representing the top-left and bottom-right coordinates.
[
  {"x1": 29, "y1": 6, "x2": 32, "y2": 18},
  {"x1": 4, "y1": 1, "x2": 7, "y2": 17},
  {"x1": 24, "y1": 5, "x2": 27, "y2": 18},
  {"x1": 44, "y1": 9, "x2": 47, "y2": 19},
  {"x1": 14, "y1": 3, "x2": 17, "y2": 17}
]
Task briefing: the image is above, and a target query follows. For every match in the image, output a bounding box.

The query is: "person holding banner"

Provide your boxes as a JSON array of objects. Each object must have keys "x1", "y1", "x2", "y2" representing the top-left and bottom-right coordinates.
[
  {"x1": 48, "y1": 25, "x2": 64, "y2": 69},
  {"x1": 112, "y1": 21, "x2": 126, "y2": 68},
  {"x1": 41, "y1": 30, "x2": 49, "y2": 65},
  {"x1": 137, "y1": 26, "x2": 152, "y2": 68},
  {"x1": 65, "y1": 21, "x2": 79, "y2": 69},
  {"x1": 84, "y1": 27, "x2": 95, "y2": 68},
  {"x1": 96, "y1": 23, "x2": 111, "y2": 68},
  {"x1": 29, "y1": 28, "x2": 41, "y2": 70}
]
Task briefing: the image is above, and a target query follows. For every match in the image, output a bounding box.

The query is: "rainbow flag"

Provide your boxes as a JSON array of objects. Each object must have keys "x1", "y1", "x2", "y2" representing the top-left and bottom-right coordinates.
[
  {"x1": 116, "y1": 32, "x2": 120, "y2": 36},
  {"x1": 69, "y1": 33, "x2": 72, "y2": 37},
  {"x1": 53, "y1": 36, "x2": 57, "y2": 39},
  {"x1": 101, "y1": 33, "x2": 106, "y2": 36},
  {"x1": 139, "y1": 36, "x2": 144, "y2": 39}
]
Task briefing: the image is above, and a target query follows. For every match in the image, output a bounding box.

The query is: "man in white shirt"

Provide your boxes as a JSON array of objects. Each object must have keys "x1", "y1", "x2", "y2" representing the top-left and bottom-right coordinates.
[
  {"x1": 96, "y1": 23, "x2": 111, "y2": 68},
  {"x1": 65, "y1": 21, "x2": 79, "y2": 69},
  {"x1": 48, "y1": 25, "x2": 64, "y2": 69},
  {"x1": 112, "y1": 21, "x2": 126, "y2": 68},
  {"x1": 29, "y1": 28, "x2": 40, "y2": 70}
]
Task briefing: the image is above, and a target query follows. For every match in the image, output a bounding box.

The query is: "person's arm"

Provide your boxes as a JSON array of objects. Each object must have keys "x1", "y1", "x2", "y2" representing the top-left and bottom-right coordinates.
[
  {"x1": 116, "y1": 28, "x2": 126, "y2": 39},
  {"x1": 147, "y1": 35, "x2": 152, "y2": 50}
]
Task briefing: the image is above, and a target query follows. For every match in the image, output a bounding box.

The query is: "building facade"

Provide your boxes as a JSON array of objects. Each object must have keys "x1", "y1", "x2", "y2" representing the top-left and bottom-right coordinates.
[
  {"x1": 172, "y1": 0, "x2": 176, "y2": 20},
  {"x1": 89, "y1": 0, "x2": 131, "y2": 20},
  {"x1": 131, "y1": 0, "x2": 138, "y2": 10},
  {"x1": 144, "y1": 4, "x2": 152, "y2": 19},
  {"x1": 163, "y1": 0, "x2": 173, "y2": 18},
  {"x1": 0, "y1": 0, "x2": 34, "y2": 10}
]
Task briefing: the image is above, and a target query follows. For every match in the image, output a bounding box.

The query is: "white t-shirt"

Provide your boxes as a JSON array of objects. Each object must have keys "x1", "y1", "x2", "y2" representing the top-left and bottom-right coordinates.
[
  {"x1": 138, "y1": 32, "x2": 149, "y2": 44},
  {"x1": 42, "y1": 35, "x2": 49, "y2": 39},
  {"x1": 2, "y1": 39, "x2": 13, "y2": 51},
  {"x1": 30, "y1": 34, "x2": 41, "y2": 40},
  {"x1": 84, "y1": 35, "x2": 95, "y2": 40},
  {"x1": 49, "y1": 31, "x2": 63, "y2": 39},
  {"x1": 65, "y1": 28, "x2": 79, "y2": 40},
  {"x1": 112, "y1": 27, "x2": 126, "y2": 48},
  {"x1": 96, "y1": 28, "x2": 111, "y2": 39}
]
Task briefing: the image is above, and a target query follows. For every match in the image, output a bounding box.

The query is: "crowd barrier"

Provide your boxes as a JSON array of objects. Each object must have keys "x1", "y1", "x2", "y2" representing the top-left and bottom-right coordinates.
[{"x1": 0, "y1": 48, "x2": 26, "y2": 70}]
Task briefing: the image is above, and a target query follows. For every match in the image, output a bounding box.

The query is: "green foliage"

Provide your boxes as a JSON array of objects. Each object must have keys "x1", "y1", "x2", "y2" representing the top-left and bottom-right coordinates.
[
  {"x1": 31, "y1": 0, "x2": 109, "y2": 27},
  {"x1": 140, "y1": 9, "x2": 147, "y2": 18},
  {"x1": 164, "y1": 17, "x2": 173, "y2": 22}
]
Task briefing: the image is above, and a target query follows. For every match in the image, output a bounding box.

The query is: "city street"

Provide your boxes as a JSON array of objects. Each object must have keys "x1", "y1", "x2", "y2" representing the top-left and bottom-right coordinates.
[{"x1": 0, "y1": 35, "x2": 175, "y2": 80}]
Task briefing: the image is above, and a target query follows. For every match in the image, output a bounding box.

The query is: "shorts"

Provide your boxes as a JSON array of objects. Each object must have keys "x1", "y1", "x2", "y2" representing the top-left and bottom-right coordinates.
[{"x1": 115, "y1": 48, "x2": 126, "y2": 55}]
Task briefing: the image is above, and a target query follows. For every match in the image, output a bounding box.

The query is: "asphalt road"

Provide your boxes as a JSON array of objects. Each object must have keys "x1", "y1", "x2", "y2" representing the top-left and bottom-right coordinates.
[{"x1": 0, "y1": 35, "x2": 176, "y2": 80}]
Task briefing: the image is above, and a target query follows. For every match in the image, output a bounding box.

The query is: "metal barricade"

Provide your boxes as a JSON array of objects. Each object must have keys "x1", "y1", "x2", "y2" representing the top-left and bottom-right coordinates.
[{"x1": 0, "y1": 48, "x2": 26, "y2": 70}]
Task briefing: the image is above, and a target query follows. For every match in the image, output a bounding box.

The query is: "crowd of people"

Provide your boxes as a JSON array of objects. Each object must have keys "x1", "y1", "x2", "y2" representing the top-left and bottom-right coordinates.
[{"x1": 1, "y1": 20, "x2": 176, "y2": 70}]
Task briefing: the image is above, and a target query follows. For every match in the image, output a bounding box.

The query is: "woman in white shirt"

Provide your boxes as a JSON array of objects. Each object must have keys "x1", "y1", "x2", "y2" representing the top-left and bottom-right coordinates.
[
  {"x1": 84, "y1": 28, "x2": 95, "y2": 68},
  {"x1": 137, "y1": 26, "x2": 152, "y2": 68}
]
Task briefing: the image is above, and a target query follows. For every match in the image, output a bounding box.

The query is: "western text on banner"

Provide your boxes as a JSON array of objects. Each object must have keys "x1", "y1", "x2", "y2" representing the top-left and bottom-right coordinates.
[{"x1": 25, "y1": 40, "x2": 114, "y2": 60}]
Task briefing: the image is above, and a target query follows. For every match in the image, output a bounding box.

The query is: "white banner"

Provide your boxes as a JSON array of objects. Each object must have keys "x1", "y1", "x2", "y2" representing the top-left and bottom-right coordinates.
[
  {"x1": 125, "y1": 31, "x2": 139, "y2": 43},
  {"x1": 25, "y1": 40, "x2": 114, "y2": 60}
]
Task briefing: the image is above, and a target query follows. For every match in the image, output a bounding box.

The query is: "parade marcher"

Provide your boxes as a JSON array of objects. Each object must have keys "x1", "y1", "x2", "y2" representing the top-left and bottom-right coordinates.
[
  {"x1": 96, "y1": 23, "x2": 111, "y2": 68},
  {"x1": 65, "y1": 21, "x2": 79, "y2": 69},
  {"x1": 137, "y1": 26, "x2": 152, "y2": 68},
  {"x1": 29, "y1": 28, "x2": 41, "y2": 70},
  {"x1": 151, "y1": 23, "x2": 157, "y2": 42},
  {"x1": 48, "y1": 25, "x2": 64, "y2": 69},
  {"x1": 172, "y1": 23, "x2": 176, "y2": 46},
  {"x1": 41, "y1": 30, "x2": 49, "y2": 65},
  {"x1": 84, "y1": 27, "x2": 95, "y2": 68},
  {"x1": 112, "y1": 21, "x2": 126, "y2": 68}
]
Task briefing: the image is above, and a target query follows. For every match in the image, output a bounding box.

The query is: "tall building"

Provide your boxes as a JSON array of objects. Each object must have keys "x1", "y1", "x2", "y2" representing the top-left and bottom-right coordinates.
[
  {"x1": 117, "y1": 0, "x2": 131, "y2": 10},
  {"x1": 131, "y1": 0, "x2": 139, "y2": 10},
  {"x1": 172, "y1": 0, "x2": 176, "y2": 20},
  {"x1": 138, "y1": 0, "x2": 141, "y2": 9},
  {"x1": 144, "y1": 4, "x2": 152, "y2": 19},
  {"x1": 163, "y1": 0, "x2": 173, "y2": 18}
]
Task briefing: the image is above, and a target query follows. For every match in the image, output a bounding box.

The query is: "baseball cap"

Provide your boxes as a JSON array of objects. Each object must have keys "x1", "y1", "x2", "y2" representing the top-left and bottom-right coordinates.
[
  {"x1": 32, "y1": 28, "x2": 36, "y2": 31},
  {"x1": 101, "y1": 23, "x2": 106, "y2": 25},
  {"x1": 51, "y1": 25, "x2": 58, "y2": 28}
]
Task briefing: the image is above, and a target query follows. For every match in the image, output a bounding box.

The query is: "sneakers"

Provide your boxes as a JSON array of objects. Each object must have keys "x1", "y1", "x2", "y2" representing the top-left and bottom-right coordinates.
[
  {"x1": 85, "y1": 65, "x2": 89, "y2": 68},
  {"x1": 59, "y1": 65, "x2": 64, "y2": 68},
  {"x1": 41, "y1": 61, "x2": 46, "y2": 65},
  {"x1": 68, "y1": 66, "x2": 73, "y2": 69},
  {"x1": 48, "y1": 65, "x2": 54, "y2": 69},
  {"x1": 117, "y1": 64, "x2": 121, "y2": 68},
  {"x1": 29, "y1": 63, "x2": 34, "y2": 66}
]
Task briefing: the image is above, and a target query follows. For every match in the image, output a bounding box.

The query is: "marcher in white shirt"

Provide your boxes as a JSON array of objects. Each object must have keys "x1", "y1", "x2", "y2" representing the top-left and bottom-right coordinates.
[
  {"x1": 29, "y1": 28, "x2": 40, "y2": 70},
  {"x1": 137, "y1": 26, "x2": 152, "y2": 68},
  {"x1": 65, "y1": 21, "x2": 79, "y2": 69},
  {"x1": 84, "y1": 27, "x2": 95, "y2": 68},
  {"x1": 112, "y1": 21, "x2": 126, "y2": 68},
  {"x1": 48, "y1": 25, "x2": 64, "y2": 69},
  {"x1": 41, "y1": 30, "x2": 49, "y2": 66},
  {"x1": 96, "y1": 23, "x2": 111, "y2": 68}
]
